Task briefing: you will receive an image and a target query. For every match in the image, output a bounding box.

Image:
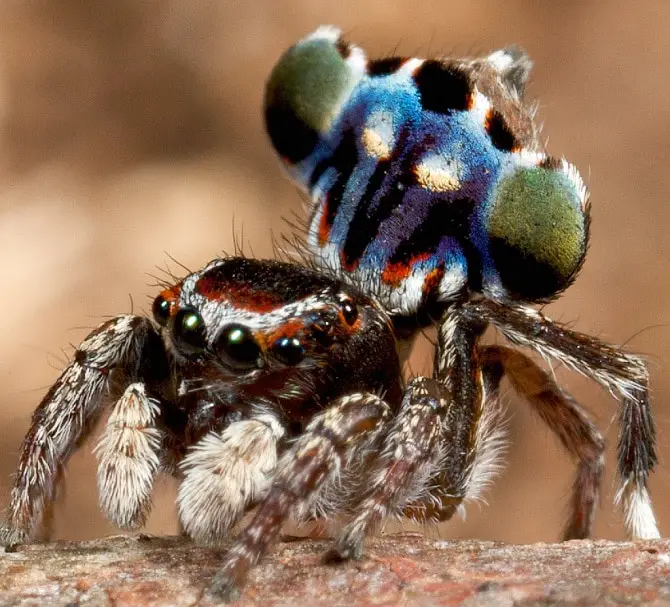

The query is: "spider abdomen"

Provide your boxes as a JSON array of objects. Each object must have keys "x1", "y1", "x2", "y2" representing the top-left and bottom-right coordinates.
[{"x1": 265, "y1": 27, "x2": 590, "y2": 311}]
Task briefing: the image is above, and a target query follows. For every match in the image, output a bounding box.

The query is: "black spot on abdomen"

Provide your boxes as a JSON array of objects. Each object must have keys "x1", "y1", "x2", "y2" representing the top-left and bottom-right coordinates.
[
  {"x1": 490, "y1": 236, "x2": 570, "y2": 300},
  {"x1": 389, "y1": 198, "x2": 480, "y2": 291},
  {"x1": 369, "y1": 57, "x2": 406, "y2": 76},
  {"x1": 485, "y1": 109, "x2": 519, "y2": 152},
  {"x1": 265, "y1": 102, "x2": 319, "y2": 164},
  {"x1": 340, "y1": 129, "x2": 429, "y2": 270},
  {"x1": 340, "y1": 158, "x2": 392, "y2": 269},
  {"x1": 414, "y1": 60, "x2": 472, "y2": 114},
  {"x1": 309, "y1": 129, "x2": 360, "y2": 240}
]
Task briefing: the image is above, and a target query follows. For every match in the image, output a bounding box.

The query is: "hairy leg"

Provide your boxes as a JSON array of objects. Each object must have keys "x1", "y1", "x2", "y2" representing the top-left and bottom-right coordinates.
[
  {"x1": 1, "y1": 315, "x2": 162, "y2": 546},
  {"x1": 332, "y1": 377, "x2": 448, "y2": 560},
  {"x1": 208, "y1": 393, "x2": 392, "y2": 602},
  {"x1": 94, "y1": 382, "x2": 162, "y2": 530},
  {"x1": 422, "y1": 318, "x2": 507, "y2": 523},
  {"x1": 177, "y1": 412, "x2": 285, "y2": 546},
  {"x1": 334, "y1": 306, "x2": 506, "y2": 559},
  {"x1": 482, "y1": 345, "x2": 605, "y2": 539},
  {"x1": 470, "y1": 300, "x2": 659, "y2": 539}
]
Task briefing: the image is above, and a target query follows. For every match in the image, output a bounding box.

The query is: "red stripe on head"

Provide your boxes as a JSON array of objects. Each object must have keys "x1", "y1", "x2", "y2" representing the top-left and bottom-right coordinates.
[
  {"x1": 196, "y1": 275, "x2": 286, "y2": 313},
  {"x1": 261, "y1": 319, "x2": 306, "y2": 349},
  {"x1": 158, "y1": 286, "x2": 182, "y2": 317}
]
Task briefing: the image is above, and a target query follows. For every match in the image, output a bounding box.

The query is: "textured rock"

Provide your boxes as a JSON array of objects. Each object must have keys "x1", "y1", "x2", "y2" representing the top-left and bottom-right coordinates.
[{"x1": 2, "y1": 534, "x2": 670, "y2": 606}]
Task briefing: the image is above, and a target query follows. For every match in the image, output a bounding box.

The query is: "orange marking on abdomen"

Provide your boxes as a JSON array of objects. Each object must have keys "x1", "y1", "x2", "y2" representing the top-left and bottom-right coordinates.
[
  {"x1": 318, "y1": 199, "x2": 331, "y2": 247},
  {"x1": 381, "y1": 262, "x2": 411, "y2": 287},
  {"x1": 422, "y1": 265, "x2": 445, "y2": 297},
  {"x1": 381, "y1": 253, "x2": 431, "y2": 287}
]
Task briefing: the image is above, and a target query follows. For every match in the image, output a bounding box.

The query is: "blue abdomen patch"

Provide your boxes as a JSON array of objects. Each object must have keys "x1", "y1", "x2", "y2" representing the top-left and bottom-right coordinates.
[{"x1": 265, "y1": 27, "x2": 590, "y2": 314}]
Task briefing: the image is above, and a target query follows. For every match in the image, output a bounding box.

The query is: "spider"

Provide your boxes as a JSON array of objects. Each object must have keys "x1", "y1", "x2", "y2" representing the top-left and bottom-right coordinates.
[
  {"x1": 263, "y1": 24, "x2": 660, "y2": 565},
  {"x1": 0, "y1": 27, "x2": 660, "y2": 604}
]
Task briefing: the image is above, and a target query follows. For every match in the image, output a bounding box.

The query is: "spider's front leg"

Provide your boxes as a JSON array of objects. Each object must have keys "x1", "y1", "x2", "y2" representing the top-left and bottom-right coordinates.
[
  {"x1": 1, "y1": 315, "x2": 167, "y2": 546},
  {"x1": 207, "y1": 392, "x2": 393, "y2": 602},
  {"x1": 94, "y1": 382, "x2": 163, "y2": 530}
]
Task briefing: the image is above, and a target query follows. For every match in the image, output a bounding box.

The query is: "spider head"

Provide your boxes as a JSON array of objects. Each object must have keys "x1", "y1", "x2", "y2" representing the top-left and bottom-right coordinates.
[
  {"x1": 486, "y1": 158, "x2": 590, "y2": 302},
  {"x1": 152, "y1": 258, "x2": 400, "y2": 412}
]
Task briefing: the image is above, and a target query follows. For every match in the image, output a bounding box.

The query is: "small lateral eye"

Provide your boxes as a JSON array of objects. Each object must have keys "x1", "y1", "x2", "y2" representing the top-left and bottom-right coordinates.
[
  {"x1": 272, "y1": 336, "x2": 305, "y2": 366},
  {"x1": 216, "y1": 324, "x2": 262, "y2": 371},
  {"x1": 172, "y1": 308, "x2": 207, "y2": 354},
  {"x1": 339, "y1": 295, "x2": 358, "y2": 325},
  {"x1": 152, "y1": 295, "x2": 171, "y2": 326},
  {"x1": 310, "y1": 311, "x2": 335, "y2": 345}
]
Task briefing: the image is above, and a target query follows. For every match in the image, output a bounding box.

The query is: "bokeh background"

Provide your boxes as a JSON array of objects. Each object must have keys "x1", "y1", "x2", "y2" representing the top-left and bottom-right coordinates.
[{"x1": 0, "y1": 1, "x2": 668, "y2": 544}]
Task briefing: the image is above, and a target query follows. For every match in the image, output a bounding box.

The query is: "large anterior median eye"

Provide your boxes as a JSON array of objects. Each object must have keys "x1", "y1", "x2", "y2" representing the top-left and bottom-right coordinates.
[
  {"x1": 216, "y1": 324, "x2": 262, "y2": 371},
  {"x1": 172, "y1": 308, "x2": 207, "y2": 354}
]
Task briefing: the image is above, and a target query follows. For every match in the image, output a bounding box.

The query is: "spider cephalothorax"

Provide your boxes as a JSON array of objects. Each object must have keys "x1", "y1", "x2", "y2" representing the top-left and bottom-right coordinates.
[
  {"x1": 263, "y1": 24, "x2": 659, "y2": 570},
  {"x1": 0, "y1": 257, "x2": 406, "y2": 552}
]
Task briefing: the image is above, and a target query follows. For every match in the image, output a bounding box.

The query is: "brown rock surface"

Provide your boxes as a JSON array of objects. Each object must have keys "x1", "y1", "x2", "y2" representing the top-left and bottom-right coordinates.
[{"x1": 2, "y1": 534, "x2": 670, "y2": 606}]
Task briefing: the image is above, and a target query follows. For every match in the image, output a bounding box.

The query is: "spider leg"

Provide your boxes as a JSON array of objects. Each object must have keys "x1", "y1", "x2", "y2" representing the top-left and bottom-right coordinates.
[
  {"x1": 333, "y1": 306, "x2": 505, "y2": 559},
  {"x1": 1, "y1": 315, "x2": 164, "y2": 546},
  {"x1": 481, "y1": 345, "x2": 605, "y2": 539},
  {"x1": 470, "y1": 300, "x2": 659, "y2": 539},
  {"x1": 332, "y1": 377, "x2": 449, "y2": 560},
  {"x1": 208, "y1": 393, "x2": 392, "y2": 602},
  {"x1": 177, "y1": 412, "x2": 285, "y2": 546},
  {"x1": 94, "y1": 382, "x2": 162, "y2": 530}
]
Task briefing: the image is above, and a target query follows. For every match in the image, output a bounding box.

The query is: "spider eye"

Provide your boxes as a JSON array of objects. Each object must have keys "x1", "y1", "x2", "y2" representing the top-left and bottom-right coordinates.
[
  {"x1": 216, "y1": 324, "x2": 262, "y2": 371},
  {"x1": 339, "y1": 296, "x2": 358, "y2": 325},
  {"x1": 272, "y1": 337, "x2": 305, "y2": 366},
  {"x1": 152, "y1": 295, "x2": 171, "y2": 326},
  {"x1": 173, "y1": 308, "x2": 207, "y2": 354},
  {"x1": 310, "y1": 311, "x2": 335, "y2": 345}
]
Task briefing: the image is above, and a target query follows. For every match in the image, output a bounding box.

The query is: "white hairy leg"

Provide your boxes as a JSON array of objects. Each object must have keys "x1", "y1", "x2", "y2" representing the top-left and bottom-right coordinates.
[
  {"x1": 95, "y1": 382, "x2": 162, "y2": 529},
  {"x1": 177, "y1": 414, "x2": 285, "y2": 546}
]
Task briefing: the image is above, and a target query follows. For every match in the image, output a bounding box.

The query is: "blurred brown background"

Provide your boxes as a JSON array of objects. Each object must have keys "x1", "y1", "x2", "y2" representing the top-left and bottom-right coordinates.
[{"x1": 0, "y1": 1, "x2": 668, "y2": 545}]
